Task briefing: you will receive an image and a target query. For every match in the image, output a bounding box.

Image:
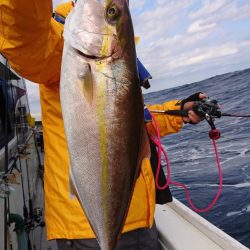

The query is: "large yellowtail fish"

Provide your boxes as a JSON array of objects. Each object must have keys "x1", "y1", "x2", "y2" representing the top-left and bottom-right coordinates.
[{"x1": 60, "y1": 0, "x2": 150, "y2": 249}]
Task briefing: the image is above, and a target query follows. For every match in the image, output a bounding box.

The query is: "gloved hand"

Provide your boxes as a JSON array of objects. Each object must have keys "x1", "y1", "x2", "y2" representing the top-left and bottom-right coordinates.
[
  {"x1": 142, "y1": 79, "x2": 151, "y2": 89},
  {"x1": 181, "y1": 92, "x2": 208, "y2": 124},
  {"x1": 144, "y1": 106, "x2": 152, "y2": 122}
]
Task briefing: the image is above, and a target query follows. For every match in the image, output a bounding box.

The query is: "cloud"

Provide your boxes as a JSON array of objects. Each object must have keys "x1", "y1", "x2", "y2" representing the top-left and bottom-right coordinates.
[
  {"x1": 189, "y1": 0, "x2": 227, "y2": 20},
  {"x1": 189, "y1": 0, "x2": 250, "y2": 23},
  {"x1": 187, "y1": 20, "x2": 217, "y2": 33},
  {"x1": 183, "y1": 43, "x2": 239, "y2": 65},
  {"x1": 149, "y1": 42, "x2": 240, "y2": 75},
  {"x1": 220, "y1": 2, "x2": 250, "y2": 21},
  {"x1": 130, "y1": 0, "x2": 146, "y2": 10},
  {"x1": 143, "y1": 38, "x2": 250, "y2": 91},
  {"x1": 53, "y1": 0, "x2": 69, "y2": 8},
  {"x1": 25, "y1": 80, "x2": 41, "y2": 119},
  {"x1": 130, "y1": 0, "x2": 250, "y2": 92},
  {"x1": 32, "y1": 112, "x2": 42, "y2": 121},
  {"x1": 132, "y1": 0, "x2": 196, "y2": 42}
]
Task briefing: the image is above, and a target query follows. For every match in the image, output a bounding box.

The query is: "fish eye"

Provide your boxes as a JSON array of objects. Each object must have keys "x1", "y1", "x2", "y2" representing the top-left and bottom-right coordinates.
[{"x1": 106, "y1": 5, "x2": 120, "y2": 22}]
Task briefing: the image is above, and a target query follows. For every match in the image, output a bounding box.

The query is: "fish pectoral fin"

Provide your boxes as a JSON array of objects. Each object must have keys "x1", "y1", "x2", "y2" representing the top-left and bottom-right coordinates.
[{"x1": 79, "y1": 63, "x2": 94, "y2": 105}]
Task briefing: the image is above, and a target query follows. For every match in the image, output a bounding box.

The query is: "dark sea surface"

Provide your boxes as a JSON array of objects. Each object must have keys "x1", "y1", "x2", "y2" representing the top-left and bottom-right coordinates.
[{"x1": 144, "y1": 68, "x2": 250, "y2": 248}]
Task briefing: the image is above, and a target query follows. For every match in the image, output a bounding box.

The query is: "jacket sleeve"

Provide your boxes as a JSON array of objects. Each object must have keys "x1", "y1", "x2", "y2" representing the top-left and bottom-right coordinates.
[
  {"x1": 0, "y1": 0, "x2": 64, "y2": 84},
  {"x1": 146, "y1": 100, "x2": 183, "y2": 137}
]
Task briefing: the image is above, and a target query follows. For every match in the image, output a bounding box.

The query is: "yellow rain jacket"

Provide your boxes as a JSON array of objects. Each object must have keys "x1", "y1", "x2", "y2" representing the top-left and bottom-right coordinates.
[{"x1": 0, "y1": 0, "x2": 183, "y2": 240}]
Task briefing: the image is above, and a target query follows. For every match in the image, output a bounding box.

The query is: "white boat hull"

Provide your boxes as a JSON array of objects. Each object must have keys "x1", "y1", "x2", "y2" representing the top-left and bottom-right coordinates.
[{"x1": 155, "y1": 198, "x2": 249, "y2": 250}]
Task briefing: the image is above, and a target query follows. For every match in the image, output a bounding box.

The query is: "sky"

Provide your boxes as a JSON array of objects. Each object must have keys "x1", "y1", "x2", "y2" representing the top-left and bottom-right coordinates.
[{"x1": 26, "y1": 0, "x2": 250, "y2": 120}]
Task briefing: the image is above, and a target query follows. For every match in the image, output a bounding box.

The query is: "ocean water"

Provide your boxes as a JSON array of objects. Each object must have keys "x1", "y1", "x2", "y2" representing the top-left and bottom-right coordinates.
[{"x1": 144, "y1": 68, "x2": 250, "y2": 248}]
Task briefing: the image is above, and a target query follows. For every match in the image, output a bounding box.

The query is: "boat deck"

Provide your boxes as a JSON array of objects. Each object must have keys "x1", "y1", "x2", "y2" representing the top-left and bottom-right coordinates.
[{"x1": 0, "y1": 131, "x2": 57, "y2": 250}]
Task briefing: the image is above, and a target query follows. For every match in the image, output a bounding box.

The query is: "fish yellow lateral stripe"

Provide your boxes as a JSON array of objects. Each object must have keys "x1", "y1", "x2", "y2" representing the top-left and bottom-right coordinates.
[
  {"x1": 97, "y1": 24, "x2": 113, "y2": 234},
  {"x1": 96, "y1": 63, "x2": 108, "y2": 236}
]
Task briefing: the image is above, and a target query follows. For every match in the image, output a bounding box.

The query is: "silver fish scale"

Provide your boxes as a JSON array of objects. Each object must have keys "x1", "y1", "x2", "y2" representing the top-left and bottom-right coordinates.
[{"x1": 60, "y1": 1, "x2": 144, "y2": 249}]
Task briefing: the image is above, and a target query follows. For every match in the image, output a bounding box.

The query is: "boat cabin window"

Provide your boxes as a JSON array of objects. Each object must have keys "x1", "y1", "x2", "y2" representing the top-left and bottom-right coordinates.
[{"x1": 0, "y1": 81, "x2": 14, "y2": 149}]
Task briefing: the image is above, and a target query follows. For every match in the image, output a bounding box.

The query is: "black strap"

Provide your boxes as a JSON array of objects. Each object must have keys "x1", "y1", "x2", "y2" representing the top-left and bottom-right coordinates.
[
  {"x1": 164, "y1": 110, "x2": 188, "y2": 116},
  {"x1": 181, "y1": 92, "x2": 203, "y2": 109},
  {"x1": 149, "y1": 138, "x2": 172, "y2": 204},
  {"x1": 150, "y1": 109, "x2": 189, "y2": 117}
]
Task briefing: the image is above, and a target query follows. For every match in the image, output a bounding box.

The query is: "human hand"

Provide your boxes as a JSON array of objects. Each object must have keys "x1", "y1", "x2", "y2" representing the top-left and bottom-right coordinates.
[
  {"x1": 182, "y1": 93, "x2": 208, "y2": 124},
  {"x1": 142, "y1": 79, "x2": 151, "y2": 89}
]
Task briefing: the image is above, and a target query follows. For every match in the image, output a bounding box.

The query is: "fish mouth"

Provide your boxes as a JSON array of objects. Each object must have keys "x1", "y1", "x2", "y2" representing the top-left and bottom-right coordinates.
[{"x1": 73, "y1": 48, "x2": 112, "y2": 61}]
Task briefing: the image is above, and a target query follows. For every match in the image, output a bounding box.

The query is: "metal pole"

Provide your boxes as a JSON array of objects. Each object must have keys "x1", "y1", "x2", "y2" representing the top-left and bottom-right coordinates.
[
  {"x1": 19, "y1": 106, "x2": 33, "y2": 218},
  {"x1": 4, "y1": 58, "x2": 9, "y2": 250}
]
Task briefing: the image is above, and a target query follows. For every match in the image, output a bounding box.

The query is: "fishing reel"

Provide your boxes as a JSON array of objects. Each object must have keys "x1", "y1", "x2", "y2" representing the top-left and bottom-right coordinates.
[
  {"x1": 193, "y1": 99, "x2": 221, "y2": 119},
  {"x1": 192, "y1": 99, "x2": 221, "y2": 140},
  {"x1": 150, "y1": 95, "x2": 250, "y2": 140},
  {"x1": 24, "y1": 207, "x2": 45, "y2": 232}
]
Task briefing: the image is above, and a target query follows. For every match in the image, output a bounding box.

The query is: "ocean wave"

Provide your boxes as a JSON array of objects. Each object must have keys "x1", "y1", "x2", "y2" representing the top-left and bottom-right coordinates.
[
  {"x1": 145, "y1": 67, "x2": 250, "y2": 247},
  {"x1": 226, "y1": 204, "x2": 250, "y2": 217}
]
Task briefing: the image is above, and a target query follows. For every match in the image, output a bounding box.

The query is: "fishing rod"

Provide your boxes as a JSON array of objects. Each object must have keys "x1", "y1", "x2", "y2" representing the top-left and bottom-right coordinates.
[
  {"x1": 149, "y1": 97, "x2": 250, "y2": 212},
  {"x1": 152, "y1": 110, "x2": 250, "y2": 118},
  {"x1": 2, "y1": 58, "x2": 45, "y2": 250},
  {"x1": 150, "y1": 98, "x2": 250, "y2": 137},
  {"x1": 150, "y1": 99, "x2": 250, "y2": 119},
  {"x1": 3, "y1": 57, "x2": 9, "y2": 250},
  {"x1": 218, "y1": 113, "x2": 250, "y2": 118}
]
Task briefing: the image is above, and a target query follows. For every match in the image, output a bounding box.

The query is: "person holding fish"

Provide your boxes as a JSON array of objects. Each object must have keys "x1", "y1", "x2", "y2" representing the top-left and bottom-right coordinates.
[{"x1": 0, "y1": 0, "x2": 206, "y2": 249}]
